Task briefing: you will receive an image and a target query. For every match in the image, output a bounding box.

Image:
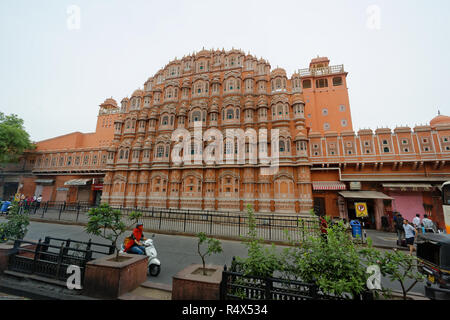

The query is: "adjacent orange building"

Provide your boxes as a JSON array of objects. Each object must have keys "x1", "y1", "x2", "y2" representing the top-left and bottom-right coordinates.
[{"x1": 2, "y1": 49, "x2": 449, "y2": 231}]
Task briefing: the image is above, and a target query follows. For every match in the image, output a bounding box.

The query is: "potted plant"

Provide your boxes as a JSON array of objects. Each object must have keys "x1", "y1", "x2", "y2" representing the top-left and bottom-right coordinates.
[
  {"x1": 82, "y1": 204, "x2": 149, "y2": 299},
  {"x1": 0, "y1": 201, "x2": 33, "y2": 273},
  {"x1": 172, "y1": 232, "x2": 223, "y2": 300}
]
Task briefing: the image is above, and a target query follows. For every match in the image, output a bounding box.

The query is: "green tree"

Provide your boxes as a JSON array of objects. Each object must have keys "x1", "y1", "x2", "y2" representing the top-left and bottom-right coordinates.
[
  {"x1": 197, "y1": 232, "x2": 223, "y2": 275},
  {"x1": 283, "y1": 220, "x2": 369, "y2": 299},
  {"x1": 236, "y1": 204, "x2": 281, "y2": 278},
  {"x1": 0, "y1": 112, "x2": 35, "y2": 163},
  {"x1": 85, "y1": 203, "x2": 143, "y2": 261},
  {"x1": 361, "y1": 245, "x2": 425, "y2": 300}
]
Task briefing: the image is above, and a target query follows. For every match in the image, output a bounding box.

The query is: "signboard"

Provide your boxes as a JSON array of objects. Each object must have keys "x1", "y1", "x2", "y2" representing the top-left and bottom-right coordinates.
[
  {"x1": 91, "y1": 184, "x2": 103, "y2": 191},
  {"x1": 57, "y1": 187, "x2": 69, "y2": 192},
  {"x1": 14, "y1": 193, "x2": 21, "y2": 202},
  {"x1": 350, "y1": 182, "x2": 361, "y2": 190},
  {"x1": 355, "y1": 202, "x2": 368, "y2": 218}
]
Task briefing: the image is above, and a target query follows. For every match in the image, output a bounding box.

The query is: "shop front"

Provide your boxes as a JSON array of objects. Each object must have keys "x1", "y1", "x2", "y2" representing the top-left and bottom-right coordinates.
[
  {"x1": 382, "y1": 183, "x2": 435, "y2": 223},
  {"x1": 338, "y1": 191, "x2": 393, "y2": 230},
  {"x1": 64, "y1": 178, "x2": 92, "y2": 203},
  {"x1": 312, "y1": 181, "x2": 347, "y2": 217},
  {"x1": 34, "y1": 179, "x2": 54, "y2": 202}
]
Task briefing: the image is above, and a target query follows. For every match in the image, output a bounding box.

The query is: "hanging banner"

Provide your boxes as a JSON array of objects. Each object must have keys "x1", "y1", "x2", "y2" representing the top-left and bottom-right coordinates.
[{"x1": 355, "y1": 202, "x2": 368, "y2": 217}]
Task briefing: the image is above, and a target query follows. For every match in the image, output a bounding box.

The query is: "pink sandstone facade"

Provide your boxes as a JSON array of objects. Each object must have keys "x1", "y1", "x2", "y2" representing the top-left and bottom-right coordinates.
[{"x1": 2, "y1": 49, "x2": 450, "y2": 231}]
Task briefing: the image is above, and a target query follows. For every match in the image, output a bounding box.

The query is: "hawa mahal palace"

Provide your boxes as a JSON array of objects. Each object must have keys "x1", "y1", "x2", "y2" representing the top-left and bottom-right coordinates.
[{"x1": 2, "y1": 48, "x2": 450, "y2": 231}]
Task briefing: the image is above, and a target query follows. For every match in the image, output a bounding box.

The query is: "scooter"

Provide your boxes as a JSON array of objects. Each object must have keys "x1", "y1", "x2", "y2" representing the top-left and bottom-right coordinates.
[{"x1": 120, "y1": 234, "x2": 161, "y2": 276}]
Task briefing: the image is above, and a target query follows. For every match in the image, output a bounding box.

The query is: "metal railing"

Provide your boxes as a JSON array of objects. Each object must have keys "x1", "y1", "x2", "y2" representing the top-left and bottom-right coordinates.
[
  {"x1": 16, "y1": 201, "x2": 320, "y2": 243},
  {"x1": 220, "y1": 257, "x2": 372, "y2": 300},
  {"x1": 7, "y1": 237, "x2": 114, "y2": 285}
]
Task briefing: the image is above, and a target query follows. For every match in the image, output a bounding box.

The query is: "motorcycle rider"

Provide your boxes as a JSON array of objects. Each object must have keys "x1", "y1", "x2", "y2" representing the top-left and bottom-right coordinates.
[{"x1": 124, "y1": 223, "x2": 147, "y2": 255}]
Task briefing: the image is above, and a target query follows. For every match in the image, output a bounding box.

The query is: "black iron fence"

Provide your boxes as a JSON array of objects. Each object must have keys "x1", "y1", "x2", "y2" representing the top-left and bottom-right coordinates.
[
  {"x1": 16, "y1": 201, "x2": 320, "y2": 243},
  {"x1": 8, "y1": 237, "x2": 115, "y2": 285},
  {"x1": 220, "y1": 258, "x2": 373, "y2": 301}
]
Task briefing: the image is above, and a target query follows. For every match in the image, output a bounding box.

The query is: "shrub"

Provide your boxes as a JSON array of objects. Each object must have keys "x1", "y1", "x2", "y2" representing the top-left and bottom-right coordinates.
[
  {"x1": 235, "y1": 204, "x2": 281, "y2": 278},
  {"x1": 0, "y1": 202, "x2": 30, "y2": 243}
]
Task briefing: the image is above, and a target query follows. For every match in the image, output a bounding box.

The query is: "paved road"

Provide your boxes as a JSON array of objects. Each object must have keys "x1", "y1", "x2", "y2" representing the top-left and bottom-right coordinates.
[{"x1": 0, "y1": 217, "x2": 426, "y2": 297}]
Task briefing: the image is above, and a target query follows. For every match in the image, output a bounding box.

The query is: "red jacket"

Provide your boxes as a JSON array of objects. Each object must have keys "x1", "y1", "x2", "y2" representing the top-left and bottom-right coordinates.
[{"x1": 124, "y1": 226, "x2": 144, "y2": 252}]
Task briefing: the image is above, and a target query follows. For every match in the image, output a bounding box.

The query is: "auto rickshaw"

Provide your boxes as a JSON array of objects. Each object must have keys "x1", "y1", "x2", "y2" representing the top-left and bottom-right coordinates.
[{"x1": 416, "y1": 233, "x2": 450, "y2": 299}]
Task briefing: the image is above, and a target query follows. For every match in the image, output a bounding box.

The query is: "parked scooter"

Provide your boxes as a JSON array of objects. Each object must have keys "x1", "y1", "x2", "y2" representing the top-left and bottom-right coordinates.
[{"x1": 120, "y1": 234, "x2": 161, "y2": 276}]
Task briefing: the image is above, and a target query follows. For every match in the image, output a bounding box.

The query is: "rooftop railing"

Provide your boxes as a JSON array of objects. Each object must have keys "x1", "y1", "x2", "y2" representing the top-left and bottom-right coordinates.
[{"x1": 298, "y1": 64, "x2": 345, "y2": 77}]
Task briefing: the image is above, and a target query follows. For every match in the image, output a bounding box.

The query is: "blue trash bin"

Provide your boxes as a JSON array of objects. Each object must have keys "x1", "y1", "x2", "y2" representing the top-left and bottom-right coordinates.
[{"x1": 350, "y1": 220, "x2": 362, "y2": 238}]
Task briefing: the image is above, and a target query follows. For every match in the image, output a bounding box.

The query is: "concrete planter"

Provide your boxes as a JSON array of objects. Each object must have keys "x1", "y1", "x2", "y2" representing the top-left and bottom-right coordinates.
[
  {"x1": 0, "y1": 242, "x2": 37, "y2": 274},
  {"x1": 172, "y1": 264, "x2": 223, "y2": 300},
  {"x1": 83, "y1": 253, "x2": 148, "y2": 299}
]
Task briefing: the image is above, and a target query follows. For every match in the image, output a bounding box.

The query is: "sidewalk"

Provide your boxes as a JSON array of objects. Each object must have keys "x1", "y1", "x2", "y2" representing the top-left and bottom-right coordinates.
[{"x1": 365, "y1": 229, "x2": 409, "y2": 251}]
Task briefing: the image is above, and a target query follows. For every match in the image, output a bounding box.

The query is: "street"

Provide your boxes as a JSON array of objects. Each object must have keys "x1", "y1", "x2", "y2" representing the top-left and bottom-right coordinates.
[{"x1": 1, "y1": 217, "x2": 426, "y2": 297}]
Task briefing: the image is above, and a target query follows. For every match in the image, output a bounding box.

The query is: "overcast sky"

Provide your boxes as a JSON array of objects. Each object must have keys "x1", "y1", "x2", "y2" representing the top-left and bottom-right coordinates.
[{"x1": 1, "y1": 0, "x2": 449, "y2": 142}]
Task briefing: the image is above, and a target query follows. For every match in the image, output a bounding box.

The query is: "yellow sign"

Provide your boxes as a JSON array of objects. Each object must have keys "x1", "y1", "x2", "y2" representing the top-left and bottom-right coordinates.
[
  {"x1": 14, "y1": 193, "x2": 21, "y2": 202},
  {"x1": 355, "y1": 202, "x2": 368, "y2": 217}
]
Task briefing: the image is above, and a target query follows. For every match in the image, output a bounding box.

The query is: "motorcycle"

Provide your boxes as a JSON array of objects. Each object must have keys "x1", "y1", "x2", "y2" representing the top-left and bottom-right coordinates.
[{"x1": 120, "y1": 234, "x2": 161, "y2": 277}]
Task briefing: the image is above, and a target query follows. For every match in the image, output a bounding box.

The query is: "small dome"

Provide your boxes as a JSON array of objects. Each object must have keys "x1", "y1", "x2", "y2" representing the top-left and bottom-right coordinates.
[
  {"x1": 100, "y1": 98, "x2": 118, "y2": 108},
  {"x1": 270, "y1": 68, "x2": 287, "y2": 78},
  {"x1": 132, "y1": 89, "x2": 144, "y2": 97},
  {"x1": 430, "y1": 114, "x2": 450, "y2": 127}
]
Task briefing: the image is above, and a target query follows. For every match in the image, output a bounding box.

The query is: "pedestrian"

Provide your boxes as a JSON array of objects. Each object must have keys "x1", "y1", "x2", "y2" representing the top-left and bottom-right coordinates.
[
  {"x1": 403, "y1": 219, "x2": 417, "y2": 255},
  {"x1": 381, "y1": 215, "x2": 389, "y2": 232},
  {"x1": 421, "y1": 214, "x2": 436, "y2": 233},
  {"x1": 395, "y1": 213, "x2": 405, "y2": 246},
  {"x1": 412, "y1": 214, "x2": 421, "y2": 228},
  {"x1": 319, "y1": 215, "x2": 328, "y2": 242}
]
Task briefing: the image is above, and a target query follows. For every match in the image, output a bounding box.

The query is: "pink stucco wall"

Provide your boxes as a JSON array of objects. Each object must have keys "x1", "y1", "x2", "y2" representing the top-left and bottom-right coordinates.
[{"x1": 390, "y1": 192, "x2": 425, "y2": 222}]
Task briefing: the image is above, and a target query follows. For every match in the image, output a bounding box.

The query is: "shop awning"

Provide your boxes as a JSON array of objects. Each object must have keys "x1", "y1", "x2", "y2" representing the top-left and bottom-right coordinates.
[
  {"x1": 382, "y1": 183, "x2": 433, "y2": 191},
  {"x1": 338, "y1": 191, "x2": 394, "y2": 200},
  {"x1": 35, "y1": 179, "x2": 54, "y2": 184},
  {"x1": 312, "y1": 181, "x2": 346, "y2": 191},
  {"x1": 64, "y1": 179, "x2": 91, "y2": 186}
]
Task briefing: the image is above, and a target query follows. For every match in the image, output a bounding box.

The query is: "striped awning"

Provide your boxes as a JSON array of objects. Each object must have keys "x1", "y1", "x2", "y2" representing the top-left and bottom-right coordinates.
[
  {"x1": 64, "y1": 179, "x2": 91, "y2": 186},
  {"x1": 312, "y1": 181, "x2": 347, "y2": 191}
]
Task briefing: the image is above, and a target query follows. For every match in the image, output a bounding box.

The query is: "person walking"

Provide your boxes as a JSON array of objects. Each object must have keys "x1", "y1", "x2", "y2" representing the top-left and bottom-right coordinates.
[
  {"x1": 422, "y1": 214, "x2": 436, "y2": 233},
  {"x1": 403, "y1": 219, "x2": 417, "y2": 255},
  {"x1": 395, "y1": 213, "x2": 405, "y2": 246},
  {"x1": 412, "y1": 214, "x2": 421, "y2": 228}
]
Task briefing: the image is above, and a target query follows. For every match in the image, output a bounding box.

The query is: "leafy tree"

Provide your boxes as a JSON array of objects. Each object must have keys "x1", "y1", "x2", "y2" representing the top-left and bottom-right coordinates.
[
  {"x1": 361, "y1": 245, "x2": 425, "y2": 300},
  {"x1": 282, "y1": 220, "x2": 369, "y2": 299},
  {"x1": 196, "y1": 232, "x2": 222, "y2": 275},
  {"x1": 85, "y1": 203, "x2": 143, "y2": 261},
  {"x1": 0, "y1": 202, "x2": 30, "y2": 243},
  {"x1": 0, "y1": 112, "x2": 35, "y2": 163}
]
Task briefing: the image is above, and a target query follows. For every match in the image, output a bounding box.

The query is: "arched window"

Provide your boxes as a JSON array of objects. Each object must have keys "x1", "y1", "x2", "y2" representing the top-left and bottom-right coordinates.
[
  {"x1": 236, "y1": 108, "x2": 239, "y2": 119},
  {"x1": 276, "y1": 78, "x2": 281, "y2": 89},
  {"x1": 162, "y1": 116, "x2": 169, "y2": 125},
  {"x1": 227, "y1": 108, "x2": 234, "y2": 119},
  {"x1": 119, "y1": 150, "x2": 124, "y2": 159},
  {"x1": 192, "y1": 110, "x2": 201, "y2": 122},
  {"x1": 279, "y1": 140, "x2": 285, "y2": 152},
  {"x1": 157, "y1": 145, "x2": 164, "y2": 157}
]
